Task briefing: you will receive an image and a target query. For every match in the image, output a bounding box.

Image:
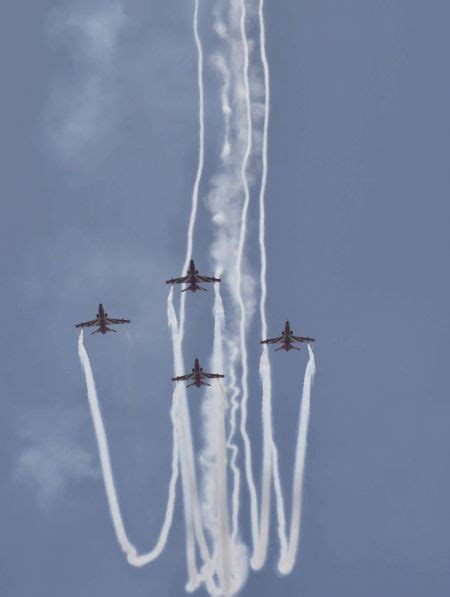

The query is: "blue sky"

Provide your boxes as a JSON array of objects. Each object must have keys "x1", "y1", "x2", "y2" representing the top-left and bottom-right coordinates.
[{"x1": 2, "y1": 1, "x2": 450, "y2": 595}]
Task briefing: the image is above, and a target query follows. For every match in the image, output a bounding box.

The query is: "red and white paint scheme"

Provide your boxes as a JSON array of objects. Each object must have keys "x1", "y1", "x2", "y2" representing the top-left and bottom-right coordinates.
[
  {"x1": 171, "y1": 358, "x2": 224, "y2": 388},
  {"x1": 75, "y1": 303, "x2": 130, "y2": 335},
  {"x1": 165, "y1": 259, "x2": 221, "y2": 292},
  {"x1": 260, "y1": 320, "x2": 315, "y2": 352}
]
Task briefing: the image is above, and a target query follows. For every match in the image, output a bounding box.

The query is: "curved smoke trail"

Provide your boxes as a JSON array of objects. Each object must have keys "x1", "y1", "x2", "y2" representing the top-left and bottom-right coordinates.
[
  {"x1": 278, "y1": 344, "x2": 316, "y2": 574},
  {"x1": 77, "y1": 0, "x2": 317, "y2": 590},
  {"x1": 78, "y1": 330, "x2": 179, "y2": 566},
  {"x1": 130, "y1": 399, "x2": 180, "y2": 566}
]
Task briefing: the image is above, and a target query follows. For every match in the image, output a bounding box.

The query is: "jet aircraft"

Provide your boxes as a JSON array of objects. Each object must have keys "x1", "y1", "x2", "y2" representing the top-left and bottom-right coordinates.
[
  {"x1": 260, "y1": 321, "x2": 315, "y2": 352},
  {"x1": 171, "y1": 358, "x2": 224, "y2": 388},
  {"x1": 75, "y1": 304, "x2": 130, "y2": 335},
  {"x1": 166, "y1": 259, "x2": 220, "y2": 292}
]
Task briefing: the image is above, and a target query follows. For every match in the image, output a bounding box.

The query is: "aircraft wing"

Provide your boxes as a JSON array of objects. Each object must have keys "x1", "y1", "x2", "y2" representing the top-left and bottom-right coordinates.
[
  {"x1": 75, "y1": 319, "x2": 100, "y2": 329},
  {"x1": 202, "y1": 372, "x2": 225, "y2": 379},
  {"x1": 260, "y1": 336, "x2": 283, "y2": 345},
  {"x1": 171, "y1": 373, "x2": 194, "y2": 382},
  {"x1": 106, "y1": 318, "x2": 130, "y2": 325},
  {"x1": 292, "y1": 335, "x2": 315, "y2": 343},
  {"x1": 166, "y1": 276, "x2": 190, "y2": 285},
  {"x1": 197, "y1": 275, "x2": 221, "y2": 283}
]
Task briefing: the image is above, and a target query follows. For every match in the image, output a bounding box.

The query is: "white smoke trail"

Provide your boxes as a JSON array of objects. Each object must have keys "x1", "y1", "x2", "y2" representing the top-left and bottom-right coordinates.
[
  {"x1": 252, "y1": 0, "x2": 274, "y2": 570},
  {"x1": 78, "y1": 0, "x2": 318, "y2": 589},
  {"x1": 78, "y1": 330, "x2": 137, "y2": 560},
  {"x1": 206, "y1": 285, "x2": 232, "y2": 593},
  {"x1": 235, "y1": 0, "x2": 261, "y2": 561},
  {"x1": 226, "y1": 342, "x2": 241, "y2": 542},
  {"x1": 165, "y1": 1, "x2": 220, "y2": 591},
  {"x1": 278, "y1": 344, "x2": 316, "y2": 575},
  {"x1": 206, "y1": 284, "x2": 249, "y2": 595},
  {"x1": 78, "y1": 330, "x2": 179, "y2": 566},
  {"x1": 208, "y1": 0, "x2": 269, "y2": 568},
  {"x1": 178, "y1": 0, "x2": 205, "y2": 343},
  {"x1": 167, "y1": 289, "x2": 220, "y2": 594},
  {"x1": 129, "y1": 394, "x2": 180, "y2": 566},
  {"x1": 208, "y1": 0, "x2": 250, "y2": 554}
]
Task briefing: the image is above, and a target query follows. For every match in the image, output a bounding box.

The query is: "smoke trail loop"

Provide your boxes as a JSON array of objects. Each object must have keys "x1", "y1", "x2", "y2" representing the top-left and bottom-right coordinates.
[
  {"x1": 78, "y1": 330, "x2": 179, "y2": 566},
  {"x1": 78, "y1": 330, "x2": 137, "y2": 560},
  {"x1": 278, "y1": 344, "x2": 316, "y2": 575}
]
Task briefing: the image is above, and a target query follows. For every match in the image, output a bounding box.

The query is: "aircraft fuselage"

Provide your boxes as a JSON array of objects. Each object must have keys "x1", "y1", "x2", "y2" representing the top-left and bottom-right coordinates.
[
  {"x1": 282, "y1": 321, "x2": 294, "y2": 350},
  {"x1": 97, "y1": 304, "x2": 108, "y2": 334},
  {"x1": 193, "y1": 358, "x2": 203, "y2": 386},
  {"x1": 187, "y1": 261, "x2": 201, "y2": 292}
]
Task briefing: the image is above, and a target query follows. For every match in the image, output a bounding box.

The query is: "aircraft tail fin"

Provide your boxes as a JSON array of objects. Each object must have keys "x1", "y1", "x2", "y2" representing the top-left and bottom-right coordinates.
[
  {"x1": 274, "y1": 345, "x2": 285, "y2": 352},
  {"x1": 106, "y1": 327, "x2": 117, "y2": 333},
  {"x1": 201, "y1": 381, "x2": 212, "y2": 386},
  {"x1": 91, "y1": 328, "x2": 101, "y2": 335}
]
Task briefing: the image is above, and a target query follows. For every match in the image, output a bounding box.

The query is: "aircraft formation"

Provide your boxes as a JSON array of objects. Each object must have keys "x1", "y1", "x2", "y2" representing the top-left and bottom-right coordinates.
[{"x1": 75, "y1": 259, "x2": 315, "y2": 385}]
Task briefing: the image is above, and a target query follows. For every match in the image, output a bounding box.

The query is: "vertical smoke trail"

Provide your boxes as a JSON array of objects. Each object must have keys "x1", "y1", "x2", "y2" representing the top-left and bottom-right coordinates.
[
  {"x1": 208, "y1": 0, "x2": 276, "y2": 569},
  {"x1": 207, "y1": 284, "x2": 232, "y2": 593},
  {"x1": 252, "y1": 0, "x2": 274, "y2": 570},
  {"x1": 167, "y1": 290, "x2": 203, "y2": 589},
  {"x1": 167, "y1": 288, "x2": 215, "y2": 591},
  {"x1": 208, "y1": 0, "x2": 250, "y2": 553},
  {"x1": 270, "y1": 435, "x2": 289, "y2": 559},
  {"x1": 278, "y1": 344, "x2": 316, "y2": 575},
  {"x1": 209, "y1": 284, "x2": 249, "y2": 595},
  {"x1": 254, "y1": 0, "x2": 291, "y2": 563},
  {"x1": 178, "y1": 0, "x2": 205, "y2": 343},
  {"x1": 254, "y1": 348, "x2": 277, "y2": 568},
  {"x1": 167, "y1": 290, "x2": 220, "y2": 594},
  {"x1": 166, "y1": 1, "x2": 219, "y2": 591},
  {"x1": 235, "y1": 0, "x2": 261, "y2": 560},
  {"x1": 226, "y1": 343, "x2": 242, "y2": 543}
]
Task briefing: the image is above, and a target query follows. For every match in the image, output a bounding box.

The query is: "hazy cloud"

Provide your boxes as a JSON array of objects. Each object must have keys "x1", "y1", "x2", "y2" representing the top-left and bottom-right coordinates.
[
  {"x1": 14, "y1": 407, "x2": 98, "y2": 509},
  {"x1": 45, "y1": 1, "x2": 127, "y2": 161}
]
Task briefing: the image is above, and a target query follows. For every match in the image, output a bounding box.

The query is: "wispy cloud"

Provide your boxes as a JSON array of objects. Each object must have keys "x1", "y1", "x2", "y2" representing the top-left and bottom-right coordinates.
[
  {"x1": 14, "y1": 407, "x2": 98, "y2": 509},
  {"x1": 45, "y1": 1, "x2": 126, "y2": 161}
]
